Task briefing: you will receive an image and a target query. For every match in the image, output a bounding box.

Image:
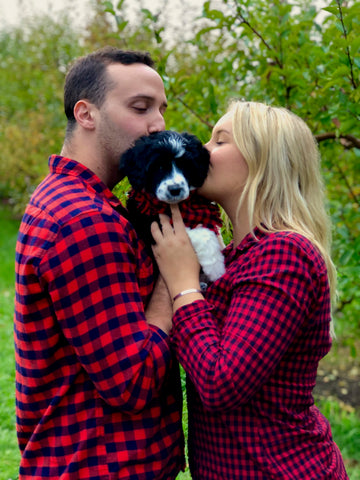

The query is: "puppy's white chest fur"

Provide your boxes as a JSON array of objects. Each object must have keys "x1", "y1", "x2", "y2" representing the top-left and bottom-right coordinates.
[{"x1": 186, "y1": 227, "x2": 226, "y2": 282}]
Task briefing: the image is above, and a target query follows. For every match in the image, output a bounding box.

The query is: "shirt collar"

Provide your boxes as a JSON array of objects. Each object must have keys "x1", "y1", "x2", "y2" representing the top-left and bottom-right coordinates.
[
  {"x1": 48, "y1": 155, "x2": 123, "y2": 210},
  {"x1": 223, "y1": 227, "x2": 267, "y2": 261}
]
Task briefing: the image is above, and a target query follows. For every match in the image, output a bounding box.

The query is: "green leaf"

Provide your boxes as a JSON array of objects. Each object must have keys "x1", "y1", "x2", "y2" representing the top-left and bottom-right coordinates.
[
  {"x1": 102, "y1": 1, "x2": 115, "y2": 15},
  {"x1": 322, "y1": 7, "x2": 340, "y2": 17}
]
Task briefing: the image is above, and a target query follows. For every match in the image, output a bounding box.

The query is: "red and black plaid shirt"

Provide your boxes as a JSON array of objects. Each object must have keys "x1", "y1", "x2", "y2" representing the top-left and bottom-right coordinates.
[
  {"x1": 170, "y1": 230, "x2": 348, "y2": 479},
  {"x1": 127, "y1": 189, "x2": 223, "y2": 232},
  {"x1": 14, "y1": 155, "x2": 184, "y2": 479}
]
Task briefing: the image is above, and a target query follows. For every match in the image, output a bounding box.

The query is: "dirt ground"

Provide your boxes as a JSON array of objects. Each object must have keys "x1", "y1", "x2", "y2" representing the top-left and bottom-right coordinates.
[{"x1": 314, "y1": 341, "x2": 360, "y2": 412}]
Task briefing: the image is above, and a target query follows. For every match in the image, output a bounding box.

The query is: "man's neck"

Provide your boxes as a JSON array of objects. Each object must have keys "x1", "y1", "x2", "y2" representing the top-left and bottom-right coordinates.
[{"x1": 61, "y1": 143, "x2": 114, "y2": 189}]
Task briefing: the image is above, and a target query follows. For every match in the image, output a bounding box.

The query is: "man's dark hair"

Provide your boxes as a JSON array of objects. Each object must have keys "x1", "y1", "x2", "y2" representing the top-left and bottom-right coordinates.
[{"x1": 64, "y1": 46, "x2": 155, "y2": 135}]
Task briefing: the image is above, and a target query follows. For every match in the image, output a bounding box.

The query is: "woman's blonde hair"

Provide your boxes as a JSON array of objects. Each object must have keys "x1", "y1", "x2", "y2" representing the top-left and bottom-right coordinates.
[{"x1": 228, "y1": 100, "x2": 337, "y2": 323}]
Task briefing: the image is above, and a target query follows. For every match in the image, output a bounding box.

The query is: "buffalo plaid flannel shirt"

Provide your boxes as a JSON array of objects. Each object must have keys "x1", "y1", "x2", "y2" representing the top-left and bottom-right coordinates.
[
  {"x1": 14, "y1": 155, "x2": 184, "y2": 479},
  {"x1": 127, "y1": 190, "x2": 223, "y2": 232},
  {"x1": 170, "y1": 230, "x2": 348, "y2": 480}
]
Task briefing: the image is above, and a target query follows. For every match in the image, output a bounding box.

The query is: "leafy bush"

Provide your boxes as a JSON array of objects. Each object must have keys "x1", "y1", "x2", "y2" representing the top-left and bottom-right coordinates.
[{"x1": 0, "y1": 0, "x2": 358, "y2": 339}]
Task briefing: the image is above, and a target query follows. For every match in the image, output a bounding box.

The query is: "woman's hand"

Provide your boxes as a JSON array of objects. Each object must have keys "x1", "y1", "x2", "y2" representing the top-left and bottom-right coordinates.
[{"x1": 151, "y1": 204, "x2": 201, "y2": 301}]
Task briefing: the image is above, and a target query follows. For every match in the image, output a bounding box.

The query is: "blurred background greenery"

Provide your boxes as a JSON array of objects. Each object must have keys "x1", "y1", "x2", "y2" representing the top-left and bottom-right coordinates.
[{"x1": 0, "y1": 0, "x2": 358, "y2": 478}]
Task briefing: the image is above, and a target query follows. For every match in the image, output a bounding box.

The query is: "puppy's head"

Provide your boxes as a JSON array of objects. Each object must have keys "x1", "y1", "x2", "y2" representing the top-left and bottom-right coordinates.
[{"x1": 120, "y1": 131, "x2": 210, "y2": 204}]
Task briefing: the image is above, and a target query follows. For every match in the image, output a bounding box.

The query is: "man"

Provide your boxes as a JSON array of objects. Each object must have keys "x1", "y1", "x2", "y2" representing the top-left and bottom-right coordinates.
[{"x1": 14, "y1": 47, "x2": 184, "y2": 479}]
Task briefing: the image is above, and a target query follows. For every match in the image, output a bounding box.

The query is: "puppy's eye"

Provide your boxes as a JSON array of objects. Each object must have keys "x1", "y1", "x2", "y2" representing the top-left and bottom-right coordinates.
[{"x1": 148, "y1": 164, "x2": 164, "y2": 175}]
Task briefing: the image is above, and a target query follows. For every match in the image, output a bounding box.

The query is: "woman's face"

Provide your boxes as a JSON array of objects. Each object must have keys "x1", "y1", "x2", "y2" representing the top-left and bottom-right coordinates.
[{"x1": 199, "y1": 114, "x2": 248, "y2": 209}]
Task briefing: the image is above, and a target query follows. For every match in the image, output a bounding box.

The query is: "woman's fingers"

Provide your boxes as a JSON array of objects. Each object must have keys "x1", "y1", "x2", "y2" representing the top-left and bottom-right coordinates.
[
  {"x1": 150, "y1": 220, "x2": 161, "y2": 242},
  {"x1": 151, "y1": 214, "x2": 173, "y2": 243},
  {"x1": 170, "y1": 204, "x2": 186, "y2": 233},
  {"x1": 151, "y1": 206, "x2": 188, "y2": 245},
  {"x1": 159, "y1": 213, "x2": 174, "y2": 235}
]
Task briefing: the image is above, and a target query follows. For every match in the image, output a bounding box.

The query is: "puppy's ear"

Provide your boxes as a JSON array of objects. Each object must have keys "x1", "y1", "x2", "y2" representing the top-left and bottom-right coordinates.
[
  {"x1": 181, "y1": 133, "x2": 210, "y2": 187},
  {"x1": 119, "y1": 136, "x2": 149, "y2": 190}
]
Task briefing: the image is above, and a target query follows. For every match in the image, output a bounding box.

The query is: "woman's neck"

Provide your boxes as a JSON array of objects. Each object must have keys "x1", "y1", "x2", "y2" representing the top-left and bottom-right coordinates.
[
  {"x1": 232, "y1": 223, "x2": 251, "y2": 248},
  {"x1": 225, "y1": 204, "x2": 251, "y2": 248}
]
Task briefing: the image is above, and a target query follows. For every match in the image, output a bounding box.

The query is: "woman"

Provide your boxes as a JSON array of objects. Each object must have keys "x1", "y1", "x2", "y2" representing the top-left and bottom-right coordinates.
[{"x1": 151, "y1": 101, "x2": 348, "y2": 479}]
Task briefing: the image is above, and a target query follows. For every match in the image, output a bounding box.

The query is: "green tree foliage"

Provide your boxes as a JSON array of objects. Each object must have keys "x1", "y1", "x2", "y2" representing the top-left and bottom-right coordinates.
[
  {"x1": 0, "y1": 0, "x2": 358, "y2": 339},
  {"x1": 0, "y1": 14, "x2": 85, "y2": 213},
  {"x1": 107, "y1": 0, "x2": 360, "y2": 340}
]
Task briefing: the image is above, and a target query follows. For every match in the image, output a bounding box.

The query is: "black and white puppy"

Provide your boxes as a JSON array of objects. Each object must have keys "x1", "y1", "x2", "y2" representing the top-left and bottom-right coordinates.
[{"x1": 120, "y1": 130, "x2": 225, "y2": 282}]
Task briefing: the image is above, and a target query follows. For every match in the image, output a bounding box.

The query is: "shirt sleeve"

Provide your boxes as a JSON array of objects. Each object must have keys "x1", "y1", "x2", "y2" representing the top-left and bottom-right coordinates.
[
  {"x1": 39, "y1": 211, "x2": 172, "y2": 413},
  {"x1": 170, "y1": 234, "x2": 323, "y2": 412}
]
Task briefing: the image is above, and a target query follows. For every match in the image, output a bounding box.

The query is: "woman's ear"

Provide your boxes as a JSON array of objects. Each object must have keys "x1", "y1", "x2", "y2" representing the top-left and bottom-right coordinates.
[{"x1": 73, "y1": 100, "x2": 96, "y2": 130}]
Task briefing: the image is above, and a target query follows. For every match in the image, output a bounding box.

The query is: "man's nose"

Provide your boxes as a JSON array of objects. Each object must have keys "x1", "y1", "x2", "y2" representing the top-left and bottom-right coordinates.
[{"x1": 148, "y1": 113, "x2": 166, "y2": 134}]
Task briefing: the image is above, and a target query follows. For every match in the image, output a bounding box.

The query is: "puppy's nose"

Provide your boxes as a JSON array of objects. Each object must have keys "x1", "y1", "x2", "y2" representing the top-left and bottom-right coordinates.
[{"x1": 168, "y1": 186, "x2": 182, "y2": 197}]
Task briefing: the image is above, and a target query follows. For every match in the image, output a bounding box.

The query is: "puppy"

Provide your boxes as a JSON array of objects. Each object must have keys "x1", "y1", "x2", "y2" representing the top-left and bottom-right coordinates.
[{"x1": 120, "y1": 130, "x2": 226, "y2": 283}]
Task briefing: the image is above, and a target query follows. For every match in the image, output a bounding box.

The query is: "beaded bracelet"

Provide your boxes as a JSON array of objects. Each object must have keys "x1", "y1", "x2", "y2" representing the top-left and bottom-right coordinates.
[{"x1": 172, "y1": 288, "x2": 202, "y2": 303}]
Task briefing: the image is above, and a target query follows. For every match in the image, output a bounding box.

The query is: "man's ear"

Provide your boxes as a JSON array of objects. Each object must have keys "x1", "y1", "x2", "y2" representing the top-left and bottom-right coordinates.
[{"x1": 73, "y1": 100, "x2": 96, "y2": 130}]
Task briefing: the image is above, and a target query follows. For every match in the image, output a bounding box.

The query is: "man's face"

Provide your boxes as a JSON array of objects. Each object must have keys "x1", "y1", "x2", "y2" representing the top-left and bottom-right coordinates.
[{"x1": 96, "y1": 62, "x2": 167, "y2": 176}]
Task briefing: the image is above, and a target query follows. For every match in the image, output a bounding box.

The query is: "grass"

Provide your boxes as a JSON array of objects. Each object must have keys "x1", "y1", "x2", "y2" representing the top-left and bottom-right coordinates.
[
  {"x1": 0, "y1": 205, "x2": 358, "y2": 480},
  {"x1": 317, "y1": 398, "x2": 360, "y2": 478}
]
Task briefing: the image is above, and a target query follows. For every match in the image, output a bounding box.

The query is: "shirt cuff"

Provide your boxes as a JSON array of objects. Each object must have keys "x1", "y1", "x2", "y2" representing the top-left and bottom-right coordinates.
[
  {"x1": 172, "y1": 299, "x2": 213, "y2": 327},
  {"x1": 148, "y1": 323, "x2": 171, "y2": 343}
]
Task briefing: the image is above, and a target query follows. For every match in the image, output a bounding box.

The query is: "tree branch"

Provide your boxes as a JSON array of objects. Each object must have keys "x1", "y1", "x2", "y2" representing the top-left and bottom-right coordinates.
[
  {"x1": 315, "y1": 132, "x2": 360, "y2": 150},
  {"x1": 234, "y1": 5, "x2": 283, "y2": 69},
  {"x1": 335, "y1": 163, "x2": 359, "y2": 206},
  {"x1": 318, "y1": 137, "x2": 360, "y2": 206},
  {"x1": 336, "y1": 0, "x2": 357, "y2": 89},
  {"x1": 334, "y1": 296, "x2": 355, "y2": 314},
  {"x1": 172, "y1": 94, "x2": 214, "y2": 129}
]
